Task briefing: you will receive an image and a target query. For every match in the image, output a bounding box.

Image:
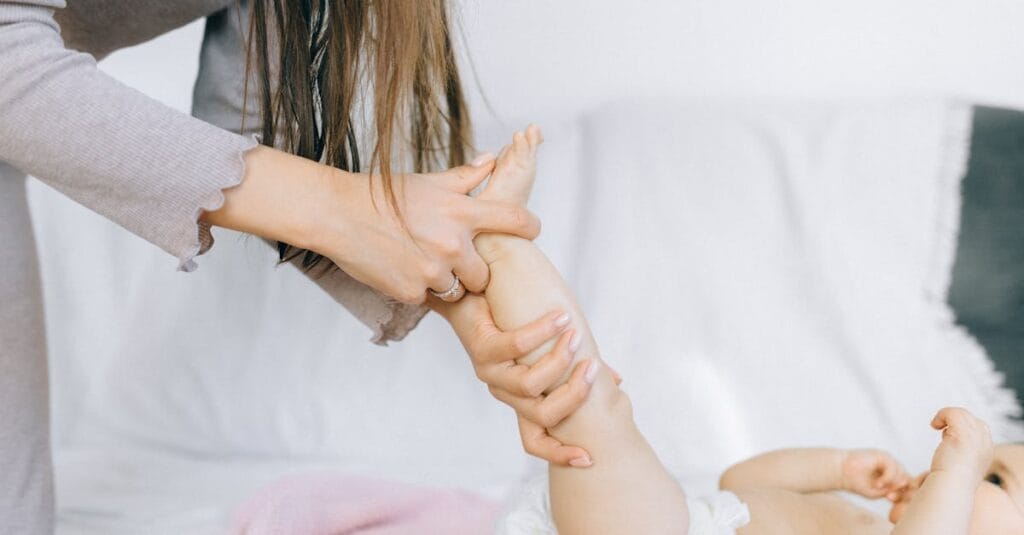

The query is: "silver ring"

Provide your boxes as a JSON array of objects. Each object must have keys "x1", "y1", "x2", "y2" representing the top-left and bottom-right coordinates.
[{"x1": 429, "y1": 274, "x2": 466, "y2": 303}]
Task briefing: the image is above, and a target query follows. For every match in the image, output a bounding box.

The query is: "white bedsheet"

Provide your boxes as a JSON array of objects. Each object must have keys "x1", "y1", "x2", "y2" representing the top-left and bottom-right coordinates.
[{"x1": 35, "y1": 98, "x2": 1022, "y2": 534}]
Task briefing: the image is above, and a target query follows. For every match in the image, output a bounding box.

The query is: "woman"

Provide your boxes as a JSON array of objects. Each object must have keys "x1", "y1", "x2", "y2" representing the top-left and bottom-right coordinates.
[{"x1": 0, "y1": 1, "x2": 595, "y2": 531}]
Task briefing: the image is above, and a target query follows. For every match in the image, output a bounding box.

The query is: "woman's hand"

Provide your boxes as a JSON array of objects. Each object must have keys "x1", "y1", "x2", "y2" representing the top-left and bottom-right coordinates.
[
  {"x1": 206, "y1": 147, "x2": 539, "y2": 303},
  {"x1": 317, "y1": 154, "x2": 542, "y2": 303},
  {"x1": 431, "y1": 294, "x2": 598, "y2": 466}
]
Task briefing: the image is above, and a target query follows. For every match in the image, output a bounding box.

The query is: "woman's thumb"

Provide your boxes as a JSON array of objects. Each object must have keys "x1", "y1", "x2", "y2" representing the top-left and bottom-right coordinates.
[{"x1": 432, "y1": 153, "x2": 496, "y2": 194}]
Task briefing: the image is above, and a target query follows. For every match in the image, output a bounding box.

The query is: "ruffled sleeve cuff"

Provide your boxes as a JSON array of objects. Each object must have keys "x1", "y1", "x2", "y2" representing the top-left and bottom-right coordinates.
[
  {"x1": 278, "y1": 248, "x2": 430, "y2": 345},
  {"x1": 178, "y1": 134, "x2": 260, "y2": 272}
]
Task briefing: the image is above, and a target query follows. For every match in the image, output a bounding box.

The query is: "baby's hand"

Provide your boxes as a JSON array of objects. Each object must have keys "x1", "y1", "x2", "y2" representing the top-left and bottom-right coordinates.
[
  {"x1": 841, "y1": 449, "x2": 911, "y2": 500},
  {"x1": 927, "y1": 407, "x2": 994, "y2": 482}
]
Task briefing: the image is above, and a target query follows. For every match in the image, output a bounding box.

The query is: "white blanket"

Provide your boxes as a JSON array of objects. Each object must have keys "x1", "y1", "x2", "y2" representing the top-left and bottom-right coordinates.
[
  {"x1": 33, "y1": 98, "x2": 1021, "y2": 533},
  {"x1": 482, "y1": 99, "x2": 1023, "y2": 494}
]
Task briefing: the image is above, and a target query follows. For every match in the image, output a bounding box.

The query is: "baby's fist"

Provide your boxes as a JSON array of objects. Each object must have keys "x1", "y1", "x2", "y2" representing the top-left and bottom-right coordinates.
[
  {"x1": 928, "y1": 407, "x2": 993, "y2": 482},
  {"x1": 841, "y1": 449, "x2": 911, "y2": 500}
]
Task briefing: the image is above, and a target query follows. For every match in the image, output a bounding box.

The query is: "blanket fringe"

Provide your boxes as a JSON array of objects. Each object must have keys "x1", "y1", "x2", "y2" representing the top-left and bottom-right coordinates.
[{"x1": 927, "y1": 101, "x2": 1024, "y2": 441}]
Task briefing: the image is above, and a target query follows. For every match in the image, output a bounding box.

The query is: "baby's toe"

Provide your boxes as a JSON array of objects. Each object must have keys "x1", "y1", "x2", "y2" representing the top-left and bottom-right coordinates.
[
  {"x1": 525, "y1": 124, "x2": 544, "y2": 149},
  {"x1": 512, "y1": 130, "x2": 529, "y2": 154},
  {"x1": 512, "y1": 130, "x2": 537, "y2": 163}
]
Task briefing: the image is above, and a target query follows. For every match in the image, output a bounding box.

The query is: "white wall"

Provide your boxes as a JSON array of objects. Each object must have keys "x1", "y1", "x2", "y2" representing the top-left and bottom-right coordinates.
[
  {"x1": 96, "y1": 1, "x2": 1024, "y2": 126},
  {"x1": 457, "y1": 0, "x2": 1024, "y2": 122}
]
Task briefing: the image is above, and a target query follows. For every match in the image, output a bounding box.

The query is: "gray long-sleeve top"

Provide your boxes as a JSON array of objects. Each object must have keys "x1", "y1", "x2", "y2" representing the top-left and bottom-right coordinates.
[{"x1": 0, "y1": 0, "x2": 426, "y2": 344}]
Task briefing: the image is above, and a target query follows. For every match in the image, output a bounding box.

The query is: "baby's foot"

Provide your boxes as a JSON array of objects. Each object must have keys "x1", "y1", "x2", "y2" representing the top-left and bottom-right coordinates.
[
  {"x1": 479, "y1": 124, "x2": 543, "y2": 206},
  {"x1": 472, "y1": 125, "x2": 543, "y2": 263}
]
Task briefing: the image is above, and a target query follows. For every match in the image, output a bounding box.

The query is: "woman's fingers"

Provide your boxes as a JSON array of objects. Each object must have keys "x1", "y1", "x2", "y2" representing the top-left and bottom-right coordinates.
[
  {"x1": 500, "y1": 311, "x2": 573, "y2": 361},
  {"x1": 424, "y1": 155, "x2": 495, "y2": 194},
  {"x1": 465, "y1": 199, "x2": 541, "y2": 240},
  {"x1": 519, "y1": 330, "x2": 578, "y2": 396},
  {"x1": 427, "y1": 155, "x2": 496, "y2": 194},
  {"x1": 517, "y1": 415, "x2": 592, "y2": 467},
  {"x1": 477, "y1": 330, "x2": 576, "y2": 397},
  {"x1": 490, "y1": 360, "x2": 595, "y2": 428},
  {"x1": 528, "y1": 361, "x2": 596, "y2": 426},
  {"x1": 424, "y1": 262, "x2": 459, "y2": 295},
  {"x1": 436, "y1": 295, "x2": 569, "y2": 366},
  {"x1": 452, "y1": 244, "x2": 490, "y2": 293},
  {"x1": 475, "y1": 310, "x2": 570, "y2": 365}
]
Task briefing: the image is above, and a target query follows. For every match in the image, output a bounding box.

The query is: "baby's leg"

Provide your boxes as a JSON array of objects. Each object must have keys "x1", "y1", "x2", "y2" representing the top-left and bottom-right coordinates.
[{"x1": 475, "y1": 127, "x2": 689, "y2": 534}]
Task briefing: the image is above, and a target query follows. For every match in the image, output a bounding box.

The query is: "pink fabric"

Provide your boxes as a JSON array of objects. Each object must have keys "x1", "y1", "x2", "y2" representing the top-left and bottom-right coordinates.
[{"x1": 231, "y1": 473, "x2": 501, "y2": 535}]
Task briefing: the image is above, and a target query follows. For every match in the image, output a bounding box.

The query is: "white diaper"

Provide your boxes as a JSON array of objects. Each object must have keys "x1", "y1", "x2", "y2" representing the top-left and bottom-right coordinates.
[
  {"x1": 495, "y1": 473, "x2": 750, "y2": 535},
  {"x1": 685, "y1": 490, "x2": 751, "y2": 535}
]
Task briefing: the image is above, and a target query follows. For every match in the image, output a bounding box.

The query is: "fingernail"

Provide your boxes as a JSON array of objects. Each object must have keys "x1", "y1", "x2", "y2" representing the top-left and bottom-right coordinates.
[
  {"x1": 569, "y1": 332, "x2": 582, "y2": 353},
  {"x1": 470, "y1": 153, "x2": 495, "y2": 167},
  {"x1": 584, "y1": 359, "x2": 601, "y2": 384},
  {"x1": 553, "y1": 313, "x2": 571, "y2": 328},
  {"x1": 569, "y1": 455, "x2": 592, "y2": 468}
]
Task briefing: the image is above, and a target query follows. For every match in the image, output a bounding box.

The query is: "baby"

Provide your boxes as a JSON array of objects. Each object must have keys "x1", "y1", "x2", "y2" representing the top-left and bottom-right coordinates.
[
  {"x1": 474, "y1": 126, "x2": 1024, "y2": 534},
  {"x1": 716, "y1": 415, "x2": 1024, "y2": 534}
]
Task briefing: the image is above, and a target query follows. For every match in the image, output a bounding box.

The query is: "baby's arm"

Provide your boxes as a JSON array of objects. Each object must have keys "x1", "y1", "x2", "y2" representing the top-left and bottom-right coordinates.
[
  {"x1": 476, "y1": 127, "x2": 689, "y2": 534},
  {"x1": 891, "y1": 408, "x2": 992, "y2": 535},
  {"x1": 720, "y1": 448, "x2": 847, "y2": 493},
  {"x1": 720, "y1": 448, "x2": 910, "y2": 500}
]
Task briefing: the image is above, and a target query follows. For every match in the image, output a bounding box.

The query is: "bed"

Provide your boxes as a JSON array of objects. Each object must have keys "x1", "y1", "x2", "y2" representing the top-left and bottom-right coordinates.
[{"x1": 27, "y1": 97, "x2": 1023, "y2": 533}]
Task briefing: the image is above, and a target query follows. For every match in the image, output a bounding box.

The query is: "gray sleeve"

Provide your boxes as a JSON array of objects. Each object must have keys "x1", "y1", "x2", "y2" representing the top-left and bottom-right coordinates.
[
  {"x1": 0, "y1": 0, "x2": 257, "y2": 272},
  {"x1": 1, "y1": 1, "x2": 426, "y2": 343},
  {"x1": 277, "y1": 249, "x2": 429, "y2": 345}
]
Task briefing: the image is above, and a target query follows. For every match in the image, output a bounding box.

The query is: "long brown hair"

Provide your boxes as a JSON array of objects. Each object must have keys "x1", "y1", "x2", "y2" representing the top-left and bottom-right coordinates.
[{"x1": 244, "y1": 0, "x2": 472, "y2": 267}]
